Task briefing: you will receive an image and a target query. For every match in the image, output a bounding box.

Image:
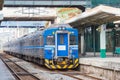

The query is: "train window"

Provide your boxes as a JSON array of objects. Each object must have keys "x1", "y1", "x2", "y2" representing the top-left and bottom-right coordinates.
[
  {"x1": 46, "y1": 36, "x2": 55, "y2": 45},
  {"x1": 70, "y1": 35, "x2": 77, "y2": 45},
  {"x1": 40, "y1": 36, "x2": 43, "y2": 45},
  {"x1": 60, "y1": 35, "x2": 64, "y2": 45}
]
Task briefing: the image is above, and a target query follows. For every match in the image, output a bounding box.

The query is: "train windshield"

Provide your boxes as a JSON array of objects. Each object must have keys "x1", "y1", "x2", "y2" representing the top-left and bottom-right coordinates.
[
  {"x1": 46, "y1": 36, "x2": 55, "y2": 45},
  {"x1": 70, "y1": 35, "x2": 77, "y2": 45},
  {"x1": 60, "y1": 35, "x2": 64, "y2": 45}
]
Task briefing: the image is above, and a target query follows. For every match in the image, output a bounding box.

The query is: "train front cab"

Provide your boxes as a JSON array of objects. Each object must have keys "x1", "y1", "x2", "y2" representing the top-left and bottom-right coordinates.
[{"x1": 44, "y1": 28, "x2": 79, "y2": 69}]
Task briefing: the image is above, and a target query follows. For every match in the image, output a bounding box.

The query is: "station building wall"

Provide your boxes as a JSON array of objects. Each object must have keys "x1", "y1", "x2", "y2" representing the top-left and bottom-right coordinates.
[{"x1": 84, "y1": 24, "x2": 120, "y2": 53}]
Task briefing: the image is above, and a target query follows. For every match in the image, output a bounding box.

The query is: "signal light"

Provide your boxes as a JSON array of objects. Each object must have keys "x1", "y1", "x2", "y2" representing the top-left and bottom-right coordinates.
[{"x1": 58, "y1": 27, "x2": 65, "y2": 30}]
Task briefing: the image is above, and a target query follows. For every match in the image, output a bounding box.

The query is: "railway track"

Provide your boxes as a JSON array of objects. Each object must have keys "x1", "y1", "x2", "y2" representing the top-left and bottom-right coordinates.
[
  {"x1": 61, "y1": 72, "x2": 103, "y2": 80},
  {"x1": 1, "y1": 54, "x2": 103, "y2": 80},
  {"x1": 46, "y1": 70, "x2": 103, "y2": 80},
  {"x1": 0, "y1": 54, "x2": 40, "y2": 80}
]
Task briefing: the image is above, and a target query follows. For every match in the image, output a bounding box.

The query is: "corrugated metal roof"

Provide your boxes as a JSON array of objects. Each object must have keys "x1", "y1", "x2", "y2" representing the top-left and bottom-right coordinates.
[
  {"x1": 65, "y1": 5, "x2": 120, "y2": 27},
  {"x1": 2, "y1": 7, "x2": 57, "y2": 21}
]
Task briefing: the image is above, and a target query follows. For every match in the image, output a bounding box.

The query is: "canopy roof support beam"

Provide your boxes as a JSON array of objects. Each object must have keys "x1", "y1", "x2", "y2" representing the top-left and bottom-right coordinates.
[{"x1": 4, "y1": 0, "x2": 86, "y2": 12}]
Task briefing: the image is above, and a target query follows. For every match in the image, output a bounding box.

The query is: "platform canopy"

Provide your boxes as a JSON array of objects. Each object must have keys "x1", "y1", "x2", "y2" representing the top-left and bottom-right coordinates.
[
  {"x1": 2, "y1": 7, "x2": 57, "y2": 21},
  {"x1": 65, "y1": 5, "x2": 120, "y2": 27}
]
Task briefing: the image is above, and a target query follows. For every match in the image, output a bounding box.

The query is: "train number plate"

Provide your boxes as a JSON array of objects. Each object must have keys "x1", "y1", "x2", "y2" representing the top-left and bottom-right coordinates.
[{"x1": 58, "y1": 45, "x2": 66, "y2": 50}]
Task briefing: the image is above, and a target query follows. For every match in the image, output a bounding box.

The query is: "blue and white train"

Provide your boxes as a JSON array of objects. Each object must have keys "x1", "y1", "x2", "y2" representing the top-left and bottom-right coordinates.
[{"x1": 3, "y1": 24, "x2": 79, "y2": 69}]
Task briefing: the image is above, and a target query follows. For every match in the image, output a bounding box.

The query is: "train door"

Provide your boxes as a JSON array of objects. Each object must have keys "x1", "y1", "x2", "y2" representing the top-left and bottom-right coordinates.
[{"x1": 55, "y1": 32, "x2": 69, "y2": 58}]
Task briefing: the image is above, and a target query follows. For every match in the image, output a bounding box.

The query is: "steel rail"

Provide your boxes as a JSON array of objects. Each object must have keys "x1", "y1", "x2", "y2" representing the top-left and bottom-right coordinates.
[
  {"x1": 40, "y1": 69, "x2": 103, "y2": 80},
  {"x1": 61, "y1": 71, "x2": 102, "y2": 80},
  {"x1": 0, "y1": 55, "x2": 40, "y2": 80},
  {"x1": 62, "y1": 73, "x2": 82, "y2": 80},
  {"x1": 0, "y1": 56, "x2": 22, "y2": 80},
  {"x1": 8, "y1": 58, "x2": 40, "y2": 80},
  {"x1": 77, "y1": 72, "x2": 102, "y2": 80}
]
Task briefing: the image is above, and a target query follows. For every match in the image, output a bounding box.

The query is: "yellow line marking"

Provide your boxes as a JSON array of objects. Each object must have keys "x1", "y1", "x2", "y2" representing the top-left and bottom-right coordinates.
[
  {"x1": 75, "y1": 59, "x2": 79, "y2": 64},
  {"x1": 51, "y1": 65, "x2": 56, "y2": 69},
  {"x1": 57, "y1": 65, "x2": 61, "y2": 69},
  {"x1": 68, "y1": 65, "x2": 73, "y2": 69},
  {"x1": 63, "y1": 65, "x2": 67, "y2": 69},
  {"x1": 45, "y1": 59, "x2": 49, "y2": 64},
  {"x1": 61, "y1": 61, "x2": 66, "y2": 64},
  {"x1": 45, "y1": 63, "x2": 50, "y2": 68},
  {"x1": 74, "y1": 63, "x2": 79, "y2": 68},
  {"x1": 50, "y1": 61, "x2": 52, "y2": 63}
]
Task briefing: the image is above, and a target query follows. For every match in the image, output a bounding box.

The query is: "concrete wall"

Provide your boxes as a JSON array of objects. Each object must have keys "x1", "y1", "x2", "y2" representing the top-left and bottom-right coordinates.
[{"x1": 80, "y1": 64, "x2": 120, "y2": 80}]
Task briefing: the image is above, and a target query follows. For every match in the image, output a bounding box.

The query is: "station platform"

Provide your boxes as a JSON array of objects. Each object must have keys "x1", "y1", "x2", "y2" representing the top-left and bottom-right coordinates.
[
  {"x1": 79, "y1": 57, "x2": 120, "y2": 80},
  {"x1": 0, "y1": 59, "x2": 15, "y2": 80},
  {"x1": 79, "y1": 57, "x2": 120, "y2": 70}
]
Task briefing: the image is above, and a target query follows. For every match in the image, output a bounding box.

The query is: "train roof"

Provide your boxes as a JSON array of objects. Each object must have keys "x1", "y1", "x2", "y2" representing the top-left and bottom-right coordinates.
[
  {"x1": 4, "y1": 24, "x2": 74, "y2": 45},
  {"x1": 21, "y1": 31, "x2": 43, "y2": 39},
  {"x1": 47, "y1": 24, "x2": 72, "y2": 29}
]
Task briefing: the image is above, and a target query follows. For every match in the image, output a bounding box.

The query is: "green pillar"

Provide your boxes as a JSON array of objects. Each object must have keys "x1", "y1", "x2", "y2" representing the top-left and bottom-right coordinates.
[{"x1": 100, "y1": 24, "x2": 106, "y2": 58}]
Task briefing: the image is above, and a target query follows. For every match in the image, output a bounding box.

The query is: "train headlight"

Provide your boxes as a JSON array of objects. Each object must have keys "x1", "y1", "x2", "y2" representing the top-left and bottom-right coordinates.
[
  {"x1": 59, "y1": 27, "x2": 62, "y2": 30},
  {"x1": 71, "y1": 32, "x2": 74, "y2": 34},
  {"x1": 59, "y1": 27, "x2": 65, "y2": 30},
  {"x1": 52, "y1": 32, "x2": 55, "y2": 34},
  {"x1": 62, "y1": 27, "x2": 65, "y2": 30}
]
